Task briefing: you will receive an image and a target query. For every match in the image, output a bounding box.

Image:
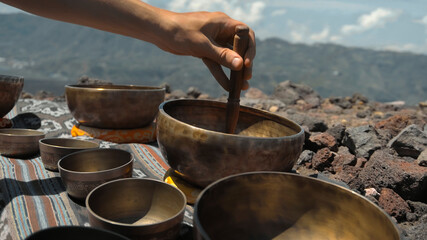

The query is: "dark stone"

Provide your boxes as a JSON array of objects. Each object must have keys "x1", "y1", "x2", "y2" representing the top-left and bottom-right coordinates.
[
  {"x1": 342, "y1": 125, "x2": 382, "y2": 159},
  {"x1": 379, "y1": 188, "x2": 411, "y2": 222},
  {"x1": 187, "y1": 87, "x2": 201, "y2": 98},
  {"x1": 328, "y1": 97, "x2": 353, "y2": 109},
  {"x1": 332, "y1": 146, "x2": 357, "y2": 173},
  {"x1": 312, "y1": 148, "x2": 334, "y2": 171},
  {"x1": 273, "y1": 80, "x2": 321, "y2": 107},
  {"x1": 356, "y1": 111, "x2": 368, "y2": 118},
  {"x1": 375, "y1": 114, "x2": 413, "y2": 138},
  {"x1": 169, "y1": 89, "x2": 187, "y2": 99},
  {"x1": 76, "y1": 76, "x2": 112, "y2": 85},
  {"x1": 326, "y1": 123, "x2": 346, "y2": 144},
  {"x1": 309, "y1": 172, "x2": 351, "y2": 189},
  {"x1": 240, "y1": 98, "x2": 286, "y2": 112},
  {"x1": 387, "y1": 124, "x2": 427, "y2": 158},
  {"x1": 399, "y1": 215, "x2": 427, "y2": 240},
  {"x1": 308, "y1": 132, "x2": 338, "y2": 152},
  {"x1": 159, "y1": 83, "x2": 171, "y2": 93},
  {"x1": 356, "y1": 149, "x2": 427, "y2": 202},
  {"x1": 350, "y1": 93, "x2": 369, "y2": 104},
  {"x1": 284, "y1": 112, "x2": 328, "y2": 132},
  {"x1": 331, "y1": 165, "x2": 361, "y2": 187},
  {"x1": 244, "y1": 87, "x2": 268, "y2": 99},
  {"x1": 407, "y1": 200, "x2": 427, "y2": 221}
]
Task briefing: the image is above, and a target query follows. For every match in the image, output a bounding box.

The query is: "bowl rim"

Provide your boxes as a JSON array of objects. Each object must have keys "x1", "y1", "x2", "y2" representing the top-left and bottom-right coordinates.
[
  {"x1": 158, "y1": 99, "x2": 305, "y2": 140},
  {"x1": 57, "y1": 148, "x2": 133, "y2": 175},
  {"x1": 0, "y1": 128, "x2": 45, "y2": 137},
  {"x1": 86, "y1": 178, "x2": 187, "y2": 228},
  {"x1": 39, "y1": 137, "x2": 100, "y2": 150},
  {"x1": 26, "y1": 225, "x2": 131, "y2": 240},
  {"x1": 193, "y1": 171, "x2": 402, "y2": 240},
  {"x1": 65, "y1": 84, "x2": 166, "y2": 92},
  {"x1": 0, "y1": 74, "x2": 24, "y2": 83}
]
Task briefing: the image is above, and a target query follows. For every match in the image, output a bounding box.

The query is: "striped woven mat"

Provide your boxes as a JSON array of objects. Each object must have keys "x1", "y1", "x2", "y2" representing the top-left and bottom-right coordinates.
[{"x1": 0, "y1": 99, "x2": 194, "y2": 240}]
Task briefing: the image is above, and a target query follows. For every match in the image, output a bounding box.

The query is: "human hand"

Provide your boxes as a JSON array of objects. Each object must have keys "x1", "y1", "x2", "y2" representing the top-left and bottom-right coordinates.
[{"x1": 156, "y1": 11, "x2": 256, "y2": 92}]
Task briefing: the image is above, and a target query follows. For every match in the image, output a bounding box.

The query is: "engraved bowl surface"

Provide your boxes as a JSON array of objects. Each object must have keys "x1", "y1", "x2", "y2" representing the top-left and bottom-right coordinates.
[
  {"x1": 0, "y1": 129, "x2": 45, "y2": 157},
  {"x1": 156, "y1": 99, "x2": 305, "y2": 187},
  {"x1": 0, "y1": 75, "x2": 24, "y2": 117},
  {"x1": 39, "y1": 137, "x2": 100, "y2": 171},
  {"x1": 194, "y1": 172, "x2": 401, "y2": 240},
  {"x1": 58, "y1": 148, "x2": 133, "y2": 200},
  {"x1": 86, "y1": 178, "x2": 186, "y2": 240},
  {"x1": 65, "y1": 84, "x2": 165, "y2": 129}
]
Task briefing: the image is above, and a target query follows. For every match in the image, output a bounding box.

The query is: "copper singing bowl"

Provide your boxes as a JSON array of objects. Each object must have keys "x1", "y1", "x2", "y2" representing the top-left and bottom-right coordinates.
[
  {"x1": 58, "y1": 148, "x2": 133, "y2": 200},
  {"x1": 25, "y1": 226, "x2": 131, "y2": 240},
  {"x1": 0, "y1": 129, "x2": 45, "y2": 157},
  {"x1": 0, "y1": 75, "x2": 24, "y2": 117},
  {"x1": 86, "y1": 178, "x2": 186, "y2": 240},
  {"x1": 156, "y1": 99, "x2": 305, "y2": 187},
  {"x1": 194, "y1": 172, "x2": 401, "y2": 240},
  {"x1": 65, "y1": 85, "x2": 165, "y2": 129},
  {"x1": 39, "y1": 138, "x2": 100, "y2": 171}
]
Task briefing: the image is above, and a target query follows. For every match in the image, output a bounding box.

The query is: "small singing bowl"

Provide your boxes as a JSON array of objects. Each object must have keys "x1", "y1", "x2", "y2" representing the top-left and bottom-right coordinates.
[
  {"x1": 65, "y1": 84, "x2": 165, "y2": 129},
  {"x1": 86, "y1": 178, "x2": 186, "y2": 240},
  {"x1": 39, "y1": 138, "x2": 100, "y2": 171},
  {"x1": 194, "y1": 172, "x2": 401, "y2": 240},
  {"x1": 157, "y1": 99, "x2": 305, "y2": 187},
  {"x1": 0, "y1": 129, "x2": 45, "y2": 157},
  {"x1": 0, "y1": 74, "x2": 24, "y2": 117},
  {"x1": 58, "y1": 148, "x2": 133, "y2": 200},
  {"x1": 25, "y1": 226, "x2": 131, "y2": 240}
]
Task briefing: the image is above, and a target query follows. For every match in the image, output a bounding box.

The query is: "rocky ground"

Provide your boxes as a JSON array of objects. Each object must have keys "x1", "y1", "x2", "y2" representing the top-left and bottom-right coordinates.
[
  {"x1": 24, "y1": 79, "x2": 426, "y2": 239},
  {"x1": 163, "y1": 80, "x2": 426, "y2": 240}
]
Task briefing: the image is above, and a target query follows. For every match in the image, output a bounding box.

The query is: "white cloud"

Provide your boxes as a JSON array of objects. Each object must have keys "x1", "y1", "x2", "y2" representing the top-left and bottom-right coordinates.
[
  {"x1": 341, "y1": 8, "x2": 401, "y2": 35},
  {"x1": 272, "y1": 9, "x2": 287, "y2": 17},
  {"x1": 329, "y1": 35, "x2": 342, "y2": 42},
  {"x1": 310, "y1": 27, "x2": 330, "y2": 41},
  {"x1": 414, "y1": 15, "x2": 427, "y2": 27},
  {"x1": 287, "y1": 20, "x2": 310, "y2": 42},
  {"x1": 382, "y1": 43, "x2": 424, "y2": 53},
  {"x1": 168, "y1": 0, "x2": 266, "y2": 24}
]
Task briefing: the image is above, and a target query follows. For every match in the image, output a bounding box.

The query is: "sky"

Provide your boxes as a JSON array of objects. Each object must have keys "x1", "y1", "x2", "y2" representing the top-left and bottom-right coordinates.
[{"x1": 1, "y1": 0, "x2": 427, "y2": 55}]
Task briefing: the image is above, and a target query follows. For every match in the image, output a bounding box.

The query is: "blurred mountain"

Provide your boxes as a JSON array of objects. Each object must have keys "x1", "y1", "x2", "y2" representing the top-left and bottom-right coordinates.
[{"x1": 1, "y1": 13, "x2": 426, "y2": 105}]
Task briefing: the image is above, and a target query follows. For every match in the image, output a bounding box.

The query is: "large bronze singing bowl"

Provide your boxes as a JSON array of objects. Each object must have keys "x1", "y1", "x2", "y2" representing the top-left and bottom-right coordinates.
[
  {"x1": 156, "y1": 99, "x2": 305, "y2": 187},
  {"x1": 0, "y1": 75, "x2": 24, "y2": 117},
  {"x1": 25, "y1": 226, "x2": 131, "y2": 240},
  {"x1": 0, "y1": 129, "x2": 45, "y2": 157},
  {"x1": 65, "y1": 85, "x2": 165, "y2": 129},
  {"x1": 86, "y1": 178, "x2": 186, "y2": 240},
  {"x1": 39, "y1": 137, "x2": 100, "y2": 171},
  {"x1": 58, "y1": 148, "x2": 133, "y2": 200},
  {"x1": 194, "y1": 172, "x2": 401, "y2": 240}
]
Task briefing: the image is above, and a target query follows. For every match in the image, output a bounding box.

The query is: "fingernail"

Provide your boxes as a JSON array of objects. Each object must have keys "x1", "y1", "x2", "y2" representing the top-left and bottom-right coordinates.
[{"x1": 231, "y1": 58, "x2": 241, "y2": 69}]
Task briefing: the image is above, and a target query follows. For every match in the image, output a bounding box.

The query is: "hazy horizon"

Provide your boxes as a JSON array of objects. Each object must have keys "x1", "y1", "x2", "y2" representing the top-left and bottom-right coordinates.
[{"x1": 1, "y1": 0, "x2": 427, "y2": 55}]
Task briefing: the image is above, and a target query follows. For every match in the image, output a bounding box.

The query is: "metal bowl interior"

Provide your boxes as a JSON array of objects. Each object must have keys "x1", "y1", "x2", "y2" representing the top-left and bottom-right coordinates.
[
  {"x1": 25, "y1": 226, "x2": 131, "y2": 240},
  {"x1": 58, "y1": 148, "x2": 133, "y2": 200},
  {"x1": 86, "y1": 178, "x2": 186, "y2": 240},
  {"x1": 194, "y1": 172, "x2": 401, "y2": 240},
  {"x1": 156, "y1": 99, "x2": 305, "y2": 187},
  {"x1": 39, "y1": 138, "x2": 100, "y2": 171},
  {"x1": 65, "y1": 84, "x2": 165, "y2": 129},
  {"x1": 0, "y1": 129, "x2": 45, "y2": 157},
  {"x1": 0, "y1": 75, "x2": 24, "y2": 117}
]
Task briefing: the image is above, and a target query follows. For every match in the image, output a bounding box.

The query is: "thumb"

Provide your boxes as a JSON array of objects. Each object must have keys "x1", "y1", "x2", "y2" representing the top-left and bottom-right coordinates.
[{"x1": 210, "y1": 45, "x2": 244, "y2": 71}]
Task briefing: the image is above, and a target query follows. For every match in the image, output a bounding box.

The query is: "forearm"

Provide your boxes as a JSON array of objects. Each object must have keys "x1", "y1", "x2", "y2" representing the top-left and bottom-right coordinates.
[{"x1": 1, "y1": 0, "x2": 172, "y2": 45}]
